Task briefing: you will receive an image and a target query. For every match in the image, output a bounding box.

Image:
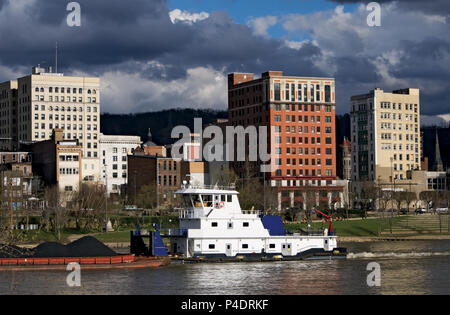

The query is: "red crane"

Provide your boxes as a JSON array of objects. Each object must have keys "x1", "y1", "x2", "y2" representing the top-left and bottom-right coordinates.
[{"x1": 313, "y1": 208, "x2": 334, "y2": 234}]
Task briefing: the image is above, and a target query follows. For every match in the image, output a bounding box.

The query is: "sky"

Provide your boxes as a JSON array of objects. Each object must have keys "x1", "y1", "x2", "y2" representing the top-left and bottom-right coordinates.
[{"x1": 0, "y1": 0, "x2": 449, "y2": 124}]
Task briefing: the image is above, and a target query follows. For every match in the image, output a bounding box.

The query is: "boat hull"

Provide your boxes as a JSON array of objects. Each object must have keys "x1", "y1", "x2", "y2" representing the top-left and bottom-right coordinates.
[
  {"x1": 0, "y1": 256, "x2": 170, "y2": 271},
  {"x1": 172, "y1": 247, "x2": 347, "y2": 263}
]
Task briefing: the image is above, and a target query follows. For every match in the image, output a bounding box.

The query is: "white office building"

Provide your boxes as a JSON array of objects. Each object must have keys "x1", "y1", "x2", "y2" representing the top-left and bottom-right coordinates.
[{"x1": 100, "y1": 134, "x2": 142, "y2": 195}]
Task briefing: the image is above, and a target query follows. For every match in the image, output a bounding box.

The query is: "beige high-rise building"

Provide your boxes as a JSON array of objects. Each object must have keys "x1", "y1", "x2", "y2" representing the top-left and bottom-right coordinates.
[
  {"x1": 350, "y1": 88, "x2": 421, "y2": 183},
  {"x1": 0, "y1": 65, "x2": 101, "y2": 182}
]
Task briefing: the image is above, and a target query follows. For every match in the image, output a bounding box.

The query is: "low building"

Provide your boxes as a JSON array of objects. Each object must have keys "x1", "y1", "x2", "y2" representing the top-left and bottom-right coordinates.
[
  {"x1": 128, "y1": 154, "x2": 209, "y2": 208},
  {"x1": 0, "y1": 152, "x2": 33, "y2": 176},
  {"x1": 0, "y1": 152, "x2": 32, "y2": 165},
  {"x1": 133, "y1": 128, "x2": 167, "y2": 157},
  {"x1": 99, "y1": 133, "x2": 142, "y2": 195},
  {"x1": 31, "y1": 129, "x2": 82, "y2": 192},
  {"x1": 181, "y1": 161, "x2": 209, "y2": 186},
  {"x1": 128, "y1": 155, "x2": 181, "y2": 207}
]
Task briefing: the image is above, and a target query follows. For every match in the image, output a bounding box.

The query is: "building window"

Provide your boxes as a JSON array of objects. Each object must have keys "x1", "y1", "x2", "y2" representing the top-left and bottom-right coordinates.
[
  {"x1": 325, "y1": 85, "x2": 332, "y2": 103},
  {"x1": 274, "y1": 83, "x2": 281, "y2": 101}
]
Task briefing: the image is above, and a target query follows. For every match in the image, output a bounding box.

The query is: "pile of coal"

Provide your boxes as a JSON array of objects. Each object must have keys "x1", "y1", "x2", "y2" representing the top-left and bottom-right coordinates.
[
  {"x1": 0, "y1": 236, "x2": 117, "y2": 258},
  {"x1": 65, "y1": 236, "x2": 117, "y2": 257},
  {"x1": 0, "y1": 244, "x2": 34, "y2": 258},
  {"x1": 33, "y1": 242, "x2": 70, "y2": 258}
]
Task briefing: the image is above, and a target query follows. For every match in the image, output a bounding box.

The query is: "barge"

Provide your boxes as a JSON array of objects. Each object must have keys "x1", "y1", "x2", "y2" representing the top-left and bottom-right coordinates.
[
  {"x1": 0, "y1": 235, "x2": 170, "y2": 271},
  {"x1": 0, "y1": 255, "x2": 169, "y2": 271}
]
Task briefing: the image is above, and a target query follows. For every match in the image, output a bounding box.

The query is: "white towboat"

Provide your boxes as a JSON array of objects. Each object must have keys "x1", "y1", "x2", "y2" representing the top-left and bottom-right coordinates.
[{"x1": 164, "y1": 183, "x2": 346, "y2": 261}]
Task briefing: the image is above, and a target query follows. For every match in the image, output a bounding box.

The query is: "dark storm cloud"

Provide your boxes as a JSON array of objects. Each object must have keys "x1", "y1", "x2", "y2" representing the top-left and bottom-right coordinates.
[
  {"x1": 0, "y1": 0, "x2": 191, "y2": 73},
  {"x1": 0, "y1": 0, "x2": 449, "y2": 116},
  {"x1": 27, "y1": 0, "x2": 168, "y2": 25},
  {"x1": 385, "y1": 38, "x2": 450, "y2": 116},
  {"x1": 334, "y1": 56, "x2": 381, "y2": 84},
  {"x1": 390, "y1": 38, "x2": 450, "y2": 79},
  {"x1": 0, "y1": 0, "x2": 323, "y2": 80},
  {"x1": 328, "y1": 0, "x2": 450, "y2": 15},
  {"x1": 162, "y1": 11, "x2": 325, "y2": 77}
]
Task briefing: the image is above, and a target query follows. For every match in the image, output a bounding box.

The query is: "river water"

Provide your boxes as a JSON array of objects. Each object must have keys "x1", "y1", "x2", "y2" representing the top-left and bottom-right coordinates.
[{"x1": 1, "y1": 240, "x2": 450, "y2": 295}]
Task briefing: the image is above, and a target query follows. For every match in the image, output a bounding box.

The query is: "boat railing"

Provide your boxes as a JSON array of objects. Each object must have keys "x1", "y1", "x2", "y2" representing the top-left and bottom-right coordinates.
[
  {"x1": 179, "y1": 209, "x2": 203, "y2": 219},
  {"x1": 181, "y1": 184, "x2": 236, "y2": 190},
  {"x1": 160, "y1": 228, "x2": 188, "y2": 237},
  {"x1": 241, "y1": 210, "x2": 262, "y2": 215},
  {"x1": 287, "y1": 227, "x2": 329, "y2": 236}
]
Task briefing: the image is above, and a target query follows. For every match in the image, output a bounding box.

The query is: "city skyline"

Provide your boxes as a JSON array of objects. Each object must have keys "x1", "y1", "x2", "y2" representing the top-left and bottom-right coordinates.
[{"x1": 0, "y1": 0, "x2": 448, "y2": 125}]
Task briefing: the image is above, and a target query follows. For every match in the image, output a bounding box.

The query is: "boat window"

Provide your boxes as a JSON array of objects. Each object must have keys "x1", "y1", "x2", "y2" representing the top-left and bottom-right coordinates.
[
  {"x1": 221, "y1": 195, "x2": 226, "y2": 202},
  {"x1": 183, "y1": 195, "x2": 192, "y2": 208},
  {"x1": 227, "y1": 195, "x2": 232, "y2": 202},
  {"x1": 192, "y1": 194, "x2": 202, "y2": 208},
  {"x1": 227, "y1": 222, "x2": 233, "y2": 229},
  {"x1": 211, "y1": 222, "x2": 218, "y2": 227},
  {"x1": 269, "y1": 244, "x2": 276, "y2": 249},
  {"x1": 242, "y1": 244, "x2": 248, "y2": 249},
  {"x1": 209, "y1": 244, "x2": 215, "y2": 249},
  {"x1": 215, "y1": 195, "x2": 219, "y2": 201},
  {"x1": 201, "y1": 195, "x2": 213, "y2": 207},
  {"x1": 243, "y1": 222, "x2": 249, "y2": 227}
]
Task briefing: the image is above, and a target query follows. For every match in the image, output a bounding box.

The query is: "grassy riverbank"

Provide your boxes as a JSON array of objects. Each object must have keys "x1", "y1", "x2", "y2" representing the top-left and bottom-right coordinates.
[{"x1": 285, "y1": 214, "x2": 450, "y2": 238}]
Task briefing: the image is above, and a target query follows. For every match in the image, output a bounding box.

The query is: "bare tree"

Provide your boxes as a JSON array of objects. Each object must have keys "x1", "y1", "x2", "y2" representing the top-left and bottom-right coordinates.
[
  {"x1": 420, "y1": 191, "x2": 437, "y2": 213},
  {"x1": 303, "y1": 188, "x2": 317, "y2": 223},
  {"x1": 238, "y1": 178, "x2": 265, "y2": 210},
  {"x1": 211, "y1": 166, "x2": 239, "y2": 187},
  {"x1": 359, "y1": 181, "x2": 378, "y2": 218},
  {"x1": 68, "y1": 183, "x2": 106, "y2": 232},
  {"x1": 135, "y1": 184, "x2": 158, "y2": 210},
  {"x1": 44, "y1": 186, "x2": 69, "y2": 241}
]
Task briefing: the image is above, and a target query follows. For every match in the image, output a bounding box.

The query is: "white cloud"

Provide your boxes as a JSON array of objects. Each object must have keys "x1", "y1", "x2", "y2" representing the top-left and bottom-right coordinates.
[
  {"x1": 284, "y1": 40, "x2": 309, "y2": 50},
  {"x1": 420, "y1": 115, "x2": 450, "y2": 127},
  {"x1": 247, "y1": 16, "x2": 278, "y2": 37},
  {"x1": 98, "y1": 66, "x2": 227, "y2": 114},
  {"x1": 169, "y1": 9, "x2": 209, "y2": 25}
]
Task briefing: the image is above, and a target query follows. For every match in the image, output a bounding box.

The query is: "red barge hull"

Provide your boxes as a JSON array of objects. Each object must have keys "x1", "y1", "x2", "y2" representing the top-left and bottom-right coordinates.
[{"x1": 0, "y1": 255, "x2": 170, "y2": 271}]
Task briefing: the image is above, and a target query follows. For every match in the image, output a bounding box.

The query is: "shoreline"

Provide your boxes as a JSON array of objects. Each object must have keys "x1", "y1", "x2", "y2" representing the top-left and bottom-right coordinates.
[{"x1": 339, "y1": 235, "x2": 450, "y2": 242}]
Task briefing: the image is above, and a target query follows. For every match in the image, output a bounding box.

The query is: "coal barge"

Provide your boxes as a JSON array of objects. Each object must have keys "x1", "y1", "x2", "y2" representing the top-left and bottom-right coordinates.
[{"x1": 0, "y1": 235, "x2": 169, "y2": 271}]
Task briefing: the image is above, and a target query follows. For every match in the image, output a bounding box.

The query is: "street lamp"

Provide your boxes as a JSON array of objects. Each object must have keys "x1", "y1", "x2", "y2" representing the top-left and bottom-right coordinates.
[{"x1": 103, "y1": 164, "x2": 109, "y2": 232}]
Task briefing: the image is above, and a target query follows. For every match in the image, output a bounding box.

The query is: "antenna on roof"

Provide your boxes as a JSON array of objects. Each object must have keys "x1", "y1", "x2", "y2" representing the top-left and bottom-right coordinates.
[{"x1": 55, "y1": 41, "x2": 58, "y2": 73}]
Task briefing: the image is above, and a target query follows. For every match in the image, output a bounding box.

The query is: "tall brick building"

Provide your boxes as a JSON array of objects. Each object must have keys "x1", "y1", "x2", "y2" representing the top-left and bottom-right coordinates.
[{"x1": 228, "y1": 71, "x2": 343, "y2": 210}]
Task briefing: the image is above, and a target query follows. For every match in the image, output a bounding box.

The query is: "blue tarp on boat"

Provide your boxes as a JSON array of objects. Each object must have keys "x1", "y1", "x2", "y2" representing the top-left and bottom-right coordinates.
[{"x1": 261, "y1": 215, "x2": 286, "y2": 236}]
